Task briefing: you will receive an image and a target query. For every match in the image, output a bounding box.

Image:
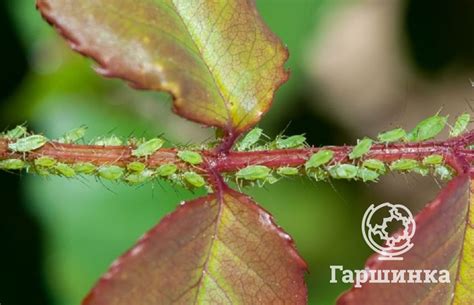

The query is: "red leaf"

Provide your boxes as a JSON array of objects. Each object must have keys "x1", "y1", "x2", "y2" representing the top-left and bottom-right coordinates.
[
  {"x1": 83, "y1": 188, "x2": 307, "y2": 305},
  {"x1": 36, "y1": 0, "x2": 289, "y2": 133},
  {"x1": 337, "y1": 175, "x2": 473, "y2": 305}
]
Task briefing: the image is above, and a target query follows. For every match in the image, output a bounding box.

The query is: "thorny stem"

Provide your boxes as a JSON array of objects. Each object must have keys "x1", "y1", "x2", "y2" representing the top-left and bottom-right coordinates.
[{"x1": 1, "y1": 131, "x2": 473, "y2": 183}]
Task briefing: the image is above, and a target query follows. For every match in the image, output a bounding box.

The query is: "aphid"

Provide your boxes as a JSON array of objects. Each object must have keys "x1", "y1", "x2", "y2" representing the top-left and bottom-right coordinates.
[
  {"x1": 328, "y1": 164, "x2": 358, "y2": 179},
  {"x1": 236, "y1": 128, "x2": 263, "y2": 151},
  {"x1": 357, "y1": 167, "x2": 380, "y2": 182},
  {"x1": 125, "y1": 169, "x2": 154, "y2": 185},
  {"x1": 127, "y1": 161, "x2": 146, "y2": 173},
  {"x1": 309, "y1": 168, "x2": 329, "y2": 181},
  {"x1": 434, "y1": 165, "x2": 453, "y2": 180},
  {"x1": 94, "y1": 135, "x2": 123, "y2": 146},
  {"x1": 8, "y1": 135, "x2": 48, "y2": 152},
  {"x1": 73, "y1": 163, "x2": 96, "y2": 175},
  {"x1": 389, "y1": 159, "x2": 419, "y2": 171},
  {"x1": 98, "y1": 165, "x2": 124, "y2": 181},
  {"x1": 58, "y1": 126, "x2": 87, "y2": 143},
  {"x1": 362, "y1": 159, "x2": 386, "y2": 174},
  {"x1": 236, "y1": 165, "x2": 271, "y2": 181},
  {"x1": 34, "y1": 156, "x2": 57, "y2": 168},
  {"x1": 422, "y1": 154, "x2": 443, "y2": 166},
  {"x1": 305, "y1": 150, "x2": 334, "y2": 170},
  {"x1": 132, "y1": 138, "x2": 164, "y2": 158},
  {"x1": 276, "y1": 135, "x2": 306, "y2": 149},
  {"x1": 183, "y1": 171, "x2": 206, "y2": 188},
  {"x1": 377, "y1": 128, "x2": 406, "y2": 143},
  {"x1": 349, "y1": 137, "x2": 373, "y2": 160},
  {"x1": 0, "y1": 159, "x2": 26, "y2": 170},
  {"x1": 406, "y1": 113, "x2": 447, "y2": 142},
  {"x1": 6, "y1": 125, "x2": 27, "y2": 140},
  {"x1": 266, "y1": 174, "x2": 279, "y2": 185},
  {"x1": 277, "y1": 166, "x2": 299, "y2": 176},
  {"x1": 412, "y1": 166, "x2": 430, "y2": 177},
  {"x1": 449, "y1": 113, "x2": 470, "y2": 137},
  {"x1": 168, "y1": 173, "x2": 185, "y2": 187},
  {"x1": 55, "y1": 163, "x2": 76, "y2": 178},
  {"x1": 156, "y1": 164, "x2": 178, "y2": 177},
  {"x1": 177, "y1": 150, "x2": 203, "y2": 165}
]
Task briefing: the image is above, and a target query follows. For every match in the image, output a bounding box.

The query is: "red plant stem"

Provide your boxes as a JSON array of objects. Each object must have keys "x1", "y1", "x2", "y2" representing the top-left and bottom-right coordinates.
[{"x1": 1, "y1": 131, "x2": 473, "y2": 175}]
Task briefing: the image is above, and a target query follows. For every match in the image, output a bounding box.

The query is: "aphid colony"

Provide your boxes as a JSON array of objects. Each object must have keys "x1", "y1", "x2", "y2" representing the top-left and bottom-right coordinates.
[
  {"x1": 231, "y1": 150, "x2": 453, "y2": 187},
  {"x1": 0, "y1": 111, "x2": 470, "y2": 189},
  {"x1": 0, "y1": 126, "x2": 208, "y2": 189},
  {"x1": 230, "y1": 111, "x2": 469, "y2": 186}
]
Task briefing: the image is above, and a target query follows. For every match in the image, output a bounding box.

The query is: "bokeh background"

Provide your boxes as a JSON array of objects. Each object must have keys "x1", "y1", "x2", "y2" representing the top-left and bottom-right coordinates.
[{"x1": 1, "y1": 0, "x2": 473, "y2": 304}]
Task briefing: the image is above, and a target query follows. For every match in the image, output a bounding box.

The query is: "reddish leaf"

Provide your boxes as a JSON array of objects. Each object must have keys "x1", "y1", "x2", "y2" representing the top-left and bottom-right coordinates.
[
  {"x1": 36, "y1": 0, "x2": 288, "y2": 133},
  {"x1": 337, "y1": 175, "x2": 473, "y2": 305},
  {"x1": 83, "y1": 188, "x2": 307, "y2": 305}
]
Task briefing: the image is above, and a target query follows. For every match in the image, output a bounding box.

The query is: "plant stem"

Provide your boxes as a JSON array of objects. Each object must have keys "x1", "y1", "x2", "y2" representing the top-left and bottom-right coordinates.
[{"x1": 1, "y1": 131, "x2": 473, "y2": 176}]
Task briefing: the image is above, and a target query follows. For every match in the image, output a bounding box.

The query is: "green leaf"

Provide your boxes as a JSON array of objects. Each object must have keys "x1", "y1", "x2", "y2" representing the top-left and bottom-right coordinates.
[
  {"x1": 37, "y1": 0, "x2": 289, "y2": 133},
  {"x1": 83, "y1": 189, "x2": 307, "y2": 305},
  {"x1": 337, "y1": 175, "x2": 474, "y2": 305}
]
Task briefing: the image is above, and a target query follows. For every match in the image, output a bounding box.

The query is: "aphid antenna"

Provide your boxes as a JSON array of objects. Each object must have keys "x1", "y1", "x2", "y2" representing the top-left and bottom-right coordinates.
[
  {"x1": 327, "y1": 178, "x2": 349, "y2": 205},
  {"x1": 96, "y1": 177, "x2": 118, "y2": 195}
]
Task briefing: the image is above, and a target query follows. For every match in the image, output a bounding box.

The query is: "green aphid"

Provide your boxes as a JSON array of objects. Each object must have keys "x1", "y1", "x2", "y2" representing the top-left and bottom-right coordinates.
[
  {"x1": 127, "y1": 161, "x2": 146, "y2": 173},
  {"x1": 305, "y1": 150, "x2": 334, "y2": 170},
  {"x1": 406, "y1": 113, "x2": 447, "y2": 142},
  {"x1": 94, "y1": 135, "x2": 123, "y2": 146},
  {"x1": 266, "y1": 174, "x2": 280, "y2": 185},
  {"x1": 125, "y1": 169, "x2": 154, "y2": 185},
  {"x1": 362, "y1": 159, "x2": 386, "y2": 174},
  {"x1": 183, "y1": 171, "x2": 206, "y2": 188},
  {"x1": 237, "y1": 128, "x2": 263, "y2": 151},
  {"x1": 349, "y1": 137, "x2": 373, "y2": 160},
  {"x1": 309, "y1": 168, "x2": 329, "y2": 181},
  {"x1": 450, "y1": 113, "x2": 470, "y2": 137},
  {"x1": 422, "y1": 154, "x2": 443, "y2": 166},
  {"x1": 98, "y1": 165, "x2": 124, "y2": 181},
  {"x1": 73, "y1": 163, "x2": 96, "y2": 175},
  {"x1": 34, "y1": 156, "x2": 57, "y2": 168},
  {"x1": 377, "y1": 128, "x2": 407, "y2": 143},
  {"x1": 277, "y1": 166, "x2": 299, "y2": 176},
  {"x1": 168, "y1": 173, "x2": 185, "y2": 187},
  {"x1": 6, "y1": 125, "x2": 27, "y2": 140},
  {"x1": 8, "y1": 135, "x2": 48, "y2": 152},
  {"x1": 132, "y1": 138, "x2": 164, "y2": 158},
  {"x1": 55, "y1": 163, "x2": 76, "y2": 178},
  {"x1": 236, "y1": 165, "x2": 271, "y2": 181},
  {"x1": 156, "y1": 164, "x2": 178, "y2": 177},
  {"x1": 276, "y1": 135, "x2": 306, "y2": 149},
  {"x1": 434, "y1": 165, "x2": 453, "y2": 180},
  {"x1": 0, "y1": 159, "x2": 26, "y2": 170},
  {"x1": 389, "y1": 159, "x2": 419, "y2": 171},
  {"x1": 59, "y1": 126, "x2": 87, "y2": 143},
  {"x1": 328, "y1": 164, "x2": 359, "y2": 179},
  {"x1": 357, "y1": 167, "x2": 380, "y2": 182},
  {"x1": 34, "y1": 167, "x2": 51, "y2": 176},
  {"x1": 177, "y1": 150, "x2": 203, "y2": 165},
  {"x1": 412, "y1": 166, "x2": 430, "y2": 177}
]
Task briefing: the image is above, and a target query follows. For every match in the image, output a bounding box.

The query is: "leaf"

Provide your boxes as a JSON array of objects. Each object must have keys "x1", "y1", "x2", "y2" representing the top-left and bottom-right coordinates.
[
  {"x1": 36, "y1": 0, "x2": 289, "y2": 133},
  {"x1": 83, "y1": 188, "x2": 307, "y2": 305},
  {"x1": 337, "y1": 175, "x2": 473, "y2": 305}
]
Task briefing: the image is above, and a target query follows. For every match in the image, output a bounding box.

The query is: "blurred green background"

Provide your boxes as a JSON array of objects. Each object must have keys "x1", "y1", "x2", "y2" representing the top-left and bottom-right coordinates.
[{"x1": 0, "y1": 0, "x2": 473, "y2": 304}]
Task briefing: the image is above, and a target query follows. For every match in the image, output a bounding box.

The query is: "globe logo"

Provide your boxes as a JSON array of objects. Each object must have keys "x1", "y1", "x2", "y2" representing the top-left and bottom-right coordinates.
[{"x1": 362, "y1": 203, "x2": 416, "y2": 261}]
